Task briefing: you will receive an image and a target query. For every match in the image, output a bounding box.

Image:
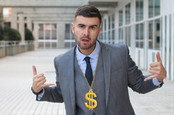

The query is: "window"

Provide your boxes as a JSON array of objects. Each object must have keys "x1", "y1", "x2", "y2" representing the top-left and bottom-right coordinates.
[
  {"x1": 45, "y1": 24, "x2": 51, "y2": 40},
  {"x1": 108, "y1": 14, "x2": 116, "y2": 44},
  {"x1": 111, "y1": 14, "x2": 115, "y2": 44},
  {"x1": 136, "y1": 23, "x2": 144, "y2": 48},
  {"x1": 39, "y1": 24, "x2": 44, "y2": 40},
  {"x1": 52, "y1": 24, "x2": 57, "y2": 40},
  {"x1": 148, "y1": 19, "x2": 161, "y2": 50},
  {"x1": 65, "y1": 24, "x2": 74, "y2": 48},
  {"x1": 125, "y1": 3, "x2": 131, "y2": 24},
  {"x1": 136, "y1": 0, "x2": 144, "y2": 21},
  {"x1": 108, "y1": 16, "x2": 111, "y2": 43},
  {"x1": 65, "y1": 24, "x2": 70, "y2": 40},
  {"x1": 38, "y1": 24, "x2": 58, "y2": 48},
  {"x1": 149, "y1": 0, "x2": 160, "y2": 18},
  {"x1": 119, "y1": 28, "x2": 123, "y2": 44},
  {"x1": 119, "y1": 9, "x2": 123, "y2": 44},
  {"x1": 24, "y1": 17, "x2": 27, "y2": 21},
  {"x1": 99, "y1": 22, "x2": 103, "y2": 41},
  {"x1": 104, "y1": 19, "x2": 107, "y2": 43},
  {"x1": 119, "y1": 10, "x2": 123, "y2": 26}
]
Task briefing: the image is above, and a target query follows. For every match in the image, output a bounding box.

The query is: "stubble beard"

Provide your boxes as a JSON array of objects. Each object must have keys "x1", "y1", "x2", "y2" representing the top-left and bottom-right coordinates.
[{"x1": 74, "y1": 34, "x2": 97, "y2": 50}]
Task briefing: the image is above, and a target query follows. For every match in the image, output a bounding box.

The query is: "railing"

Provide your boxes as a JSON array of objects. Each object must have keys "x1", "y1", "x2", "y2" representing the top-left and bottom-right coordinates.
[
  {"x1": 0, "y1": 41, "x2": 34, "y2": 47},
  {"x1": 0, "y1": 40, "x2": 34, "y2": 58}
]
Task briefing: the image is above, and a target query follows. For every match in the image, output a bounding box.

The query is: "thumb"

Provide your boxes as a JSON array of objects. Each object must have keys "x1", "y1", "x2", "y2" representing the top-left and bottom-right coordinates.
[
  {"x1": 156, "y1": 52, "x2": 162, "y2": 63},
  {"x1": 32, "y1": 65, "x2": 37, "y2": 76}
]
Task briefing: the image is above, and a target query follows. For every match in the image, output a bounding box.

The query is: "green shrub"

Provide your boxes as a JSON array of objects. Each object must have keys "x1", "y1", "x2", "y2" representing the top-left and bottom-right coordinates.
[
  {"x1": 25, "y1": 28, "x2": 34, "y2": 41},
  {"x1": 3, "y1": 26, "x2": 21, "y2": 41}
]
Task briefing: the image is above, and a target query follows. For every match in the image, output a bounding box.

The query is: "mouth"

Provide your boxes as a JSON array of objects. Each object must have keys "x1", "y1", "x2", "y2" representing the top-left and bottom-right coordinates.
[{"x1": 81, "y1": 38, "x2": 90, "y2": 44}]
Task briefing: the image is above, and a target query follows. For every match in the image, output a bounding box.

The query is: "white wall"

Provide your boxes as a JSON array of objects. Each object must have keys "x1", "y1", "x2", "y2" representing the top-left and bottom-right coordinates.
[{"x1": 161, "y1": 0, "x2": 174, "y2": 15}]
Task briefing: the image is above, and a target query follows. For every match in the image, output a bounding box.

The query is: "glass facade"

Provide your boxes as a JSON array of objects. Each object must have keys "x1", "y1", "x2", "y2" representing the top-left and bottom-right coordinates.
[
  {"x1": 100, "y1": 14, "x2": 115, "y2": 44},
  {"x1": 108, "y1": 16, "x2": 111, "y2": 43},
  {"x1": 99, "y1": 23, "x2": 103, "y2": 41},
  {"x1": 119, "y1": 28, "x2": 124, "y2": 44},
  {"x1": 103, "y1": 19, "x2": 107, "y2": 43},
  {"x1": 136, "y1": 23, "x2": 144, "y2": 48},
  {"x1": 119, "y1": 9, "x2": 123, "y2": 44},
  {"x1": 108, "y1": 14, "x2": 115, "y2": 44},
  {"x1": 149, "y1": 0, "x2": 160, "y2": 18},
  {"x1": 111, "y1": 14, "x2": 115, "y2": 44},
  {"x1": 125, "y1": 3, "x2": 131, "y2": 24},
  {"x1": 148, "y1": 19, "x2": 161, "y2": 50},
  {"x1": 136, "y1": 0, "x2": 144, "y2": 21},
  {"x1": 119, "y1": 10, "x2": 123, "y2": 26},
  {"x1": 38, "y1": 24, "x2": 57, "y2": 48},
  {"x1": 64, "y1": 24, "x2": 75, "y2": 48}
]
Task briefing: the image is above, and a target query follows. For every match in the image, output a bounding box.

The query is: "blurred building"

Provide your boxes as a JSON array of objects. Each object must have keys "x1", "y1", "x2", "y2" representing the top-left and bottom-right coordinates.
[{"x1": 0, "y1": 0, "x2": 173, "y2": 82}]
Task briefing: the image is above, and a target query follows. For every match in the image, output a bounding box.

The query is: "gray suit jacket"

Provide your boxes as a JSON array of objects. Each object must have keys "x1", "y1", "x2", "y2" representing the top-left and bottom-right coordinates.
[{"x1": 40, "y1": 42, "x2": 158, "y2": 115}]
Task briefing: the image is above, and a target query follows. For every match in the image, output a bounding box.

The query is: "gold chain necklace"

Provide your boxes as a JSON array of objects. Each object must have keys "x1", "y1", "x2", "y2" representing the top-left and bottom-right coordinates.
[{"x1": 76, "y1": 46, "x2": 100, "y2": 110}]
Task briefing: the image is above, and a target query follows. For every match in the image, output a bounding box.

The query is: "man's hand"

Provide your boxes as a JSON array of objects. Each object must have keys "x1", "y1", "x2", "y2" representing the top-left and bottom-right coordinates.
[
  {"x1": 32, "y1": 65, "x2": 55, "y2": 93},
  {"x1": 144, "y1": 52, "x2": 167, "y2": 82}
]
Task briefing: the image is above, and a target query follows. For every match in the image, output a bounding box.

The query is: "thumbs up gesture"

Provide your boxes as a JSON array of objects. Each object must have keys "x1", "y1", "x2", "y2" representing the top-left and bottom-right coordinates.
[
  {"x1": 144, "y1": 52, "x2": 167, "y2": 82},
  {"x1": 32, "y1": 65, "x2": 55, "y2": 94}
]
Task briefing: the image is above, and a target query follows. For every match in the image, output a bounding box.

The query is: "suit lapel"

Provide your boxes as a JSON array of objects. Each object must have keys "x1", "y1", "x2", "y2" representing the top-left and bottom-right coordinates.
[
  {"x1": 67, "y1": 43, "x2": 111, "y2": 113},
  {"x1": 67, "y1": 47, "x2": 76, "y2": 115},
  {"x1": 100, "y1": 42, "x2": 111, "y2": 108}
]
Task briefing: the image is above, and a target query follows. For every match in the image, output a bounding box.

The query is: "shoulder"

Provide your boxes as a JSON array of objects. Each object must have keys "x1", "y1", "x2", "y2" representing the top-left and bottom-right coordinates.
[
  {"x1": 54, "y1": 47, "x2": 75, "y2": 64},
  {"x1": 100, "y1": 41, "x2": 129, "y2": 53}
]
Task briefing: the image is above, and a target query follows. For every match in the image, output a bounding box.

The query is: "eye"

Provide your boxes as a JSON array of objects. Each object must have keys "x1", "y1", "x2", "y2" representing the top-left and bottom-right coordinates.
[{"x1": 89, "y1": 26, "x2": 97, "y2": 30}]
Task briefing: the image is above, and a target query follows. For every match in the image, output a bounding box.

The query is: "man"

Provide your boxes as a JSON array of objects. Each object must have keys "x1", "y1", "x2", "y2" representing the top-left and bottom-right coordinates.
[{"x1": 31, "y1": 5, "x2": 166, "y2": 115}]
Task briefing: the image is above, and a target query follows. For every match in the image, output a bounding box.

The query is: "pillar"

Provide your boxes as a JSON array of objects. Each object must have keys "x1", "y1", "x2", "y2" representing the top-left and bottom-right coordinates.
[
  {"x1": 11, "y1": 8, "x2": 17, "y2": 29},
  {"x1": 33, "y1": 22, "x2": 39, "y2": 49},
  {"x1": 18, "y1": 14, "x2": 25, "y2": 42},
  {"x1": 57, "y1": 23, "x2": 65, "y2": 48}
]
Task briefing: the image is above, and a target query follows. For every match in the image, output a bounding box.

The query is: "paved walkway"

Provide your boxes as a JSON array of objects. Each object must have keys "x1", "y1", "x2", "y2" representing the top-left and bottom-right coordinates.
[{"x1": 0, "y1": 49, "x2": 173, "y2": 115}]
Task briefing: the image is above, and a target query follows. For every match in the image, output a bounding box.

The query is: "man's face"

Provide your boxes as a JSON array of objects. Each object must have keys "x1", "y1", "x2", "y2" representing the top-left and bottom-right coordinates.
[{"x1": 71, "y1": 16, "x2": 101, "y2": 53}]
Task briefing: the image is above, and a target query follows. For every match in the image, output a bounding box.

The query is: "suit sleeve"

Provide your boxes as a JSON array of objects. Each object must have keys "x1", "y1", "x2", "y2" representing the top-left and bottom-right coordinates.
[
  {"x1": 39, "y1": 57, "x2": 64, "y2": 102},
  {"x1": 125, "y1": 46, "x2": 158, "y2": 94}
]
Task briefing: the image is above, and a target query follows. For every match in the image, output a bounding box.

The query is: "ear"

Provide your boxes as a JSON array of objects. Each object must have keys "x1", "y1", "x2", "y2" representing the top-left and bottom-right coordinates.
[{"x1": 71, "y1": 23, "x2": 75, "y2": 34}]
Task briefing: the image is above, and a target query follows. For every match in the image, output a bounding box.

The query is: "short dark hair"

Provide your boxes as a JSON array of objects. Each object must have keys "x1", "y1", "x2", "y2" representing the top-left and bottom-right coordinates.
[{"x1": 74, "y1": 5, "x2": 101, "y2": 24}]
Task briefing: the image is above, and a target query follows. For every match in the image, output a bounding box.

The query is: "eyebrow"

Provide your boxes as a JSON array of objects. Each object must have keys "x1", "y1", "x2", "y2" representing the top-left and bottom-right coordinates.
[{"x1": 77, "y1": 24, "x2": 98, "y2": 27}]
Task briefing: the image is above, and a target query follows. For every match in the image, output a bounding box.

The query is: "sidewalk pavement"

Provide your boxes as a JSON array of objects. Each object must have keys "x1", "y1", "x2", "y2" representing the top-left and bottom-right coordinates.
[{"x1": 0, "y1": 49, "x2": 173, "y2": 115}]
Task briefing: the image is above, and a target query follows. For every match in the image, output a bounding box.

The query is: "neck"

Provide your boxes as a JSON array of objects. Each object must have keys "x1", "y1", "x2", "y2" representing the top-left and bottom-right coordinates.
[{"x1": 78, "y1": 44, "x2": 96, "y2": 55}]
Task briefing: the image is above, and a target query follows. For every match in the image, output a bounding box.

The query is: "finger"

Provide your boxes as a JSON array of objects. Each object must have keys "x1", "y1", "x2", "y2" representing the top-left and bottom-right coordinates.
[
  {"x1": 149, "y1": 66, "x2": 160, "y2": 71},
  {"x1": 33, "y1": 74, "x2": 45, "y2": 83},
  {"x1": 37, "y1": 79, "x2": 47, "y2": 87},
  {"x1": 156, "y1": 52, "x2": 162, "y2": 63},
  {"x1": 33, "y1": 73, "x2": 45, "y2": 79},
  {"x1": 150, "y1": 62, "x2": 160, "y2": 67},
  {"x1": 32, "y1": 65, "x2": 37, "y2": 76},
  {"x1": 42, "y1": 83, "x2": 55, "y2": 88},
  {"x1": 149, "y1": 69, "x2": 160, "y2": 75},
  {"x1": 144, "y1": 75, "x2": 157, "y2": 81}
]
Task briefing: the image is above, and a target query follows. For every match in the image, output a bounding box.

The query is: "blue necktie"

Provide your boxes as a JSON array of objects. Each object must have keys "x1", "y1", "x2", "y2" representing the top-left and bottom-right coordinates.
[{"x1": 84, "y1": 57, "x2": 93, "y2": 86}]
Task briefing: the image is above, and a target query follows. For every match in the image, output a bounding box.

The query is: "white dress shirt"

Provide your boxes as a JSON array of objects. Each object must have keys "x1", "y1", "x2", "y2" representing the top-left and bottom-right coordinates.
[{"x1": 76, "y1": 41, "x2": 100, "y2": 76}]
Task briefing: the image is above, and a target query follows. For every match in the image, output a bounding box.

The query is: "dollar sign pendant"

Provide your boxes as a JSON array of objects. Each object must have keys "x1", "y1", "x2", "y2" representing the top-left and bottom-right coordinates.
[{"x1": 85, "y1": 89, "x2": 97, "y2": 110}]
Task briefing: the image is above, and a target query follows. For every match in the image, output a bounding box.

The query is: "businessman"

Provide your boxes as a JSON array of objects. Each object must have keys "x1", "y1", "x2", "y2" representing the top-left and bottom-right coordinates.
[{"x1": 31, "y1": 5, "x2": 167, "y2": 115}]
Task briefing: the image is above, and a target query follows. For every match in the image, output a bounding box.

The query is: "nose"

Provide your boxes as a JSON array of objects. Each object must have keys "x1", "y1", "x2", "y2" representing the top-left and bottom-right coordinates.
[{"x1": 83, "y1": 28, "x2": 89, "y2": 36}]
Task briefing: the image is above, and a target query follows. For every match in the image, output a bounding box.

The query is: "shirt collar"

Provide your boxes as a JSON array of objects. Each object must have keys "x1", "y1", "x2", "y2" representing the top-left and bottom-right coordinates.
[{"x1": 76, "y1": 41, "x2": 100, "y2": 61}]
